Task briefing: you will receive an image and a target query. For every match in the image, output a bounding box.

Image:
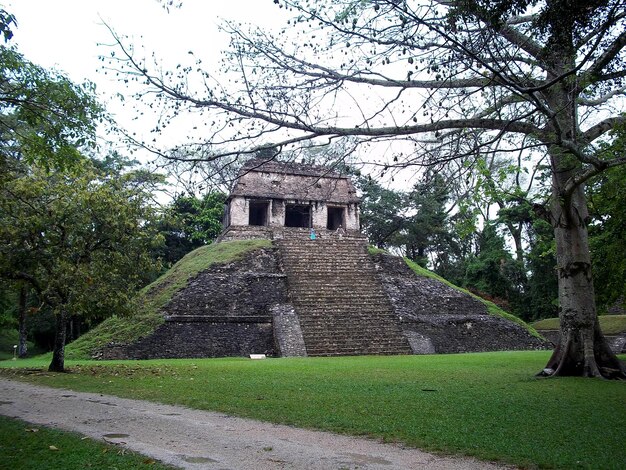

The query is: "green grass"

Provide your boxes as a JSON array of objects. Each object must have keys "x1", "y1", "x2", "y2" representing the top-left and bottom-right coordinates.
[
  {"x1": 0, "y1": 329, "x2": 42, "y2": 361},
  {"x1": 367, "y1": 245, "x2": 388, "y2": 255},
  {"x1": 533, "y1": 314, "x2": 626, "y2": 335},
  {"x1": 0, "y1": 329, "x2": 19, "y2": 361},
  {"x1": 1, "y1": 352, "x2": 625, "y2": 469},
  {"x1": 403, "y1": 257, "x2": 543, "y2": 338},
  {"x1": 66, "y1": 239, "x2": 272, "y2": 359},
  {"x1": 0, "y1": 415, "x2": 175, "y2": 469}
]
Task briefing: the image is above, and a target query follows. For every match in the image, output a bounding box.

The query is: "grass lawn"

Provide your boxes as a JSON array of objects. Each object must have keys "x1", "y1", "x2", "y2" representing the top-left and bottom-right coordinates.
[
  {"x1": 0, "y1": 415, "x2": 175, "y2": 469},
  {"x1": 1, "y1": 351, "x2": 625, "y2": 469},
  {"x1": 533, "y1": 315, "x2": 626, "y2": 335}
]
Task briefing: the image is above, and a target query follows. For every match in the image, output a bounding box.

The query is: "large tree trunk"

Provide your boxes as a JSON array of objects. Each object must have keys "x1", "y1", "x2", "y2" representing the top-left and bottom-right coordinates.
[
  {"x1": 540, "y1": 184, "x2": 626, "y2": 379},
  {"x1": 17, "y1": 284, "x2": 28, "y2": 358},
  {"x1": 48, "y1": 309, "x2": 67, "y2": 373}
]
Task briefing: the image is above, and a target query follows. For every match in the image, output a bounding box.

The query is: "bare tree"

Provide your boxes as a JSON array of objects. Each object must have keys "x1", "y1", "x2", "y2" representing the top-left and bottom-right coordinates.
[{"x1": 112, "y1": 0, "x2": 626, "y2": 378}]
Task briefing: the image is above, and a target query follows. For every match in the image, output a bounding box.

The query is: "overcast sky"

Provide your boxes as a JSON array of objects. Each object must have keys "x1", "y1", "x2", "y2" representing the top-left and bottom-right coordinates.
[
  {"x1": 6, "y1": 1, "x2": 291, "y2": 151},
  {"x1": 7, "y1": 1, "x2": 286, "y2": 90},
  {"x1": 5, "y1": 1, "x2": 419, "y2": 189}
]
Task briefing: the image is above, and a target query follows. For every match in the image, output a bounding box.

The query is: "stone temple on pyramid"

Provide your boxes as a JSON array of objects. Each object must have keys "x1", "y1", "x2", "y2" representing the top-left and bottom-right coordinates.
[{"x1": 99, "y1": 158, "x2": 547, "y2": 359}]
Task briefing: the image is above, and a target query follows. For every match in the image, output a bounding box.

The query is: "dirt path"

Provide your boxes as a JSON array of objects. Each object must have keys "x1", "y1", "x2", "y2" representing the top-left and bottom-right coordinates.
[{"x1": 0, "y1": 378, "x2": 513, "y2": 469}]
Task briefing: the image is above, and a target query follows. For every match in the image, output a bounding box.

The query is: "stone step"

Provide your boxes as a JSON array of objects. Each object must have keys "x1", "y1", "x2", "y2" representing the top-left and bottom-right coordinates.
[
  {"x1": 286, "y1": 274, "x2": 383, "y2": 282},
  {"x1": 301, "y1": 332, "x2": 407, "y2": 342},
  {"x1": 305, "y1": 342, "x2": 411, "y2": 352},
  {"x1": 277, "y1": 237, "x2": 411, "y2": 357},
  {"x1": 294, "y1": 306, "x2": 391, "y2": 312},
  {"x1": 302, "y1": 335, "x2": 409, "y2": 345},
  {"x1": 291, "y1": 294, "x2": 390, "y2": 302},
  {"x1": 286, "y1": 271, "x2": 373, "y2": 277},
  {"x1": 297, "y1": 311, "x2": 399, "y2": 319},
  {"x1": 297, "y1": 315, "x2": 401, "y2": 324},
  {"x1": 298, "y1": 325, "x2": 404, "y2": 335},
  {"x1": 303, "y1": 336, "x2": 409, "y2": 345},
  {"x1": 307, "y1": 349, "x2": 410, "y2": 357},
  {"x1": 305, "y1": 343, "x2": 410, "y2": 352},
  {"x1": 290, "y1": 293, "x2": 388, "y2": 300},
  {"x1": 289, "y1": 284, "x2": 387, "y2": 291}
]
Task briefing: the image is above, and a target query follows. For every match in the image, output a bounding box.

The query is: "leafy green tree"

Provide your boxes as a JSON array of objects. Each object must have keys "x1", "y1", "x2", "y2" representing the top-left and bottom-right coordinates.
[
  {"x1": 0, "y1": 8, "x2": 110, "y2": 364},
  {"x1": 525, "y1": 219, "x2": 559, "y2": 321},
  {"x1": 156, "y1": 192, "x2": 226, "y2": 266},
  {"x1": 588, "y1": 164, "x2": 626, "y2": 313},
  {"x1": 463, "y1": 224, "x2": 526, "y2": 312},
  {"x1": 357, "y1": 176, "x2": 407, "y2": 249},
  {"x1": 0, "y1": 160, "x2": 162, "y2": 372},
  {"x1": 0, "y1": 281, "x2": 16, "y2": 330},
  {"x1": 358, "y1": 171, "x2": 454, "y2": 267},
  {"x1": 402, "y1": 171, "x2": 451, "y2": 266},
  {"x1": 0, "y1": 9, "x2": 15, "y2": 42},
  {"x1": 0, "y1": 44, "x2": 100, "y2": 171}
]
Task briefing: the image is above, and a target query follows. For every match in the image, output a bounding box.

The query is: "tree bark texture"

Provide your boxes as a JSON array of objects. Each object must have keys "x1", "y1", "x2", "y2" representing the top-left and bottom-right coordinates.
[
  {"x1": 48, "y1": 309, "x2": 67, "y2": 373},
  {"x1": 542, "y1": 182, "x2": 626, "y2": 378}
]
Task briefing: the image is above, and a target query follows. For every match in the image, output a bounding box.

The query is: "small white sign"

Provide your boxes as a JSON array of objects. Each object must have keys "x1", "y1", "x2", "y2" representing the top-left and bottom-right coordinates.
[{"x1": 249, "y1": 354, "x2": 266, "y2": 360}]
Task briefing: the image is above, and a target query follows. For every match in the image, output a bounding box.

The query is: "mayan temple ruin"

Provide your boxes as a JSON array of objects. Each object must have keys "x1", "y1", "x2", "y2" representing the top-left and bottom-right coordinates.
[{"x1": 99, "y1": 159, "x2": 547, "y2": 359}]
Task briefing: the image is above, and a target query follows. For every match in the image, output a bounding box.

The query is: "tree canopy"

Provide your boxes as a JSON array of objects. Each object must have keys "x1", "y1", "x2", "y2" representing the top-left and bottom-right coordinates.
[
  {"x1": 0, "y1": 159, "x2": 162, "y2": 371},
  {"x1": 155, "y1": 192, "x2": 226, "y2": 266},
  {"x1": 0, "y1": 10, "x2": 160, "y2": 371},
  {"x1": 0, "y1": 42, "x2": 101, "y2": 171}
]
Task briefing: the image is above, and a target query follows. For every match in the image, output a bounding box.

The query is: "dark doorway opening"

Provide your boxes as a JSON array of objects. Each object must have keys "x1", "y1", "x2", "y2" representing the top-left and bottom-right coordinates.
[
  {"x1": 249, "y1": 201, "x2": 269, "y2": 226},
  {"x1": 327, "y1": 207, "x2": 345, "y2": 230},
  {"x1": 285, "y1": 204, "x2": 311, "y2": 227}
]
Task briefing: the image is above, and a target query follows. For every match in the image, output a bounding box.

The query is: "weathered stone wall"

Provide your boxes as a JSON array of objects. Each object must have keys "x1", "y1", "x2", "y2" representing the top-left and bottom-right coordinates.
[
  {"x1": 311, "y1": 201, "x2": 327, "y2": 228},
  {"x1": 226, "y1": 197, "x2": 359, "y2": 232},
  {"x1": 229, "y1": 196, "x2": 248, "y2": 226},
  {"x1": 607, "y1": 297, "x2": 626, "y2": 315},
  {"x1": 371, "y1": 253, "x2": 549, "y2": 353},
  {"x1": 225, "y1": 161, "x2": 361, "y2": 235},
  {"x1": 102, "y1": 321, "x2": 275, "y2": 360},
  {"x1": 164, "y1": 249, "x2": 287, "y2": 319},
  {"x1": 99, "y1": 247, "x2": 289, "y2": 359},
  {"x1": 345, "y1": 202, "x2": 359, "y2": 230},
  {"x1": 540, "y1": 330, "x2": 626, "y2": 354},
  {"x1": 231, "y1": 167, "x2": 359, "y2": 204},
  {"x1": 270, "y1": 199, "x2": 285, "y2": 227},
  {"x1": 271, "y1": 304, "x2": 307, "y2": 357}
]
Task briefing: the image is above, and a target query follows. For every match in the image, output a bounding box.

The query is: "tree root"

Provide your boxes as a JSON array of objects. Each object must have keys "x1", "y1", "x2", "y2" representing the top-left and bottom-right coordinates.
[{"x1": 538, "y1": 328, "x2": 626, "y2": 380}]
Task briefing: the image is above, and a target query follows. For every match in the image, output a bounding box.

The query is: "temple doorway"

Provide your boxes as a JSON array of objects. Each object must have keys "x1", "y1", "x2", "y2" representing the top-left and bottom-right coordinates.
[{"x1": 285, "y1": 204, "x2": 311, "y2": 227}]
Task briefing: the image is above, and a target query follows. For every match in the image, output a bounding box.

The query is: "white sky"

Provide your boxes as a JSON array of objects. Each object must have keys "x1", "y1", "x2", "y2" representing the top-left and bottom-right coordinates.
[
  {"x1": 6, "y1": 1, "x2": 291, "y2": 152},
  {"x1": 5, "y1": 1, "x2": 424, "y2": 191},
  {"x1": 7, "y1": 0, "x2": 286, "y2": 89}
]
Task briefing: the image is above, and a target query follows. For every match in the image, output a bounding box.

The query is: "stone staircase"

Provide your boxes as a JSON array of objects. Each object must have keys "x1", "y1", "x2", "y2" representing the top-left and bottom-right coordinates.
[{"x1": 277, "y1": 234, "x2": 412, "y2": 356}]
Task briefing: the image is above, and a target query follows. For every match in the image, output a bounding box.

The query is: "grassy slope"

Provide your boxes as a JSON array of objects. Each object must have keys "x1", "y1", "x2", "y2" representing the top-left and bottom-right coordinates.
[
  {"x1": 533, "y1": 314, "x2": 626, "y2": 335},
  {"x1": 1, "y1": 352, "x2": 625, "y2": 469},
  {"x1": 368, "y1": 248, "x2": 541, "y2": 338},
  {"x1": 67, "y1": 239, "x2": 272, "y2": 359}
]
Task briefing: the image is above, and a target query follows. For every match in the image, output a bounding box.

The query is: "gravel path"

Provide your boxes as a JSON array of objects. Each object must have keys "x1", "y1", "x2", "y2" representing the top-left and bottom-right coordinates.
[{"x1": 0, "y1": 378, "x2": 513, "y2": 470}]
